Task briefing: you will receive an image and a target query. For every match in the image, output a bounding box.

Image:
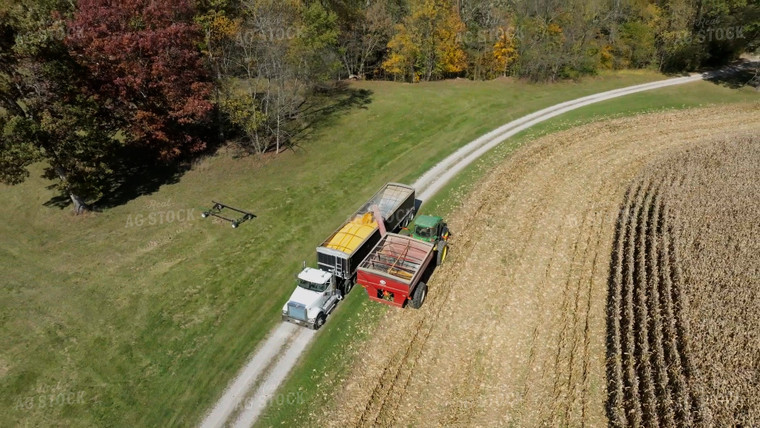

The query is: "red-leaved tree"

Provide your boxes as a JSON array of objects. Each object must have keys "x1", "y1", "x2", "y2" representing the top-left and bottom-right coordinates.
[{"x1": 66, "y1": 0, "x2": 213, "y2": 160}]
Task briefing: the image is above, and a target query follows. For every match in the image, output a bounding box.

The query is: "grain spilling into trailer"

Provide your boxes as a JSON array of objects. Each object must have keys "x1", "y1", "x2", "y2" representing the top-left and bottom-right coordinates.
[{"x1": 316, "y1": 183, "x2": 416, "y2": 288}]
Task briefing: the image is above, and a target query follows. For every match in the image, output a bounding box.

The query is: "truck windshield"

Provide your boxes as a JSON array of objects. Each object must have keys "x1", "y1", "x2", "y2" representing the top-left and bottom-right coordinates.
[
  {"x1": 415, "y1": 226, "x2": 432, "y2": 238},
  {"x1": 297, "y1": 278, "x2": 328, "y2": 292}
]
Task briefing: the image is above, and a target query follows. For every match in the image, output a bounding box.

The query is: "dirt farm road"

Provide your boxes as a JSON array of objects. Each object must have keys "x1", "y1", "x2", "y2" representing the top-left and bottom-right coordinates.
[{"x1": 199, "y1": 72, "x2": 727, "y2": 428}]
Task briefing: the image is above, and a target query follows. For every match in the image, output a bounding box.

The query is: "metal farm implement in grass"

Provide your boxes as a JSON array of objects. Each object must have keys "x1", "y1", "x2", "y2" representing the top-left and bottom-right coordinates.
[{"x1": 201, "y1": 201, "x2": 256, "y2": 228}]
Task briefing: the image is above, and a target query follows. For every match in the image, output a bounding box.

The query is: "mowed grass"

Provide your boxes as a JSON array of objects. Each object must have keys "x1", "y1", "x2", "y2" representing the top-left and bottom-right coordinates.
[
  {"x1": 0, "y1": 71, "x2": 754, "y2": 427},
  {"x1": 256, "y1": 81, "x2": 758, "y2": 427}
]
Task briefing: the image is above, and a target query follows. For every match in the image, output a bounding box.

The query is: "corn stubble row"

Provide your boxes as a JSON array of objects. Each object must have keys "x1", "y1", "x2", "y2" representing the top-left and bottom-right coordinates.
[{"x1": 606, "y1": 136, "x2": 759, "y2": 427}]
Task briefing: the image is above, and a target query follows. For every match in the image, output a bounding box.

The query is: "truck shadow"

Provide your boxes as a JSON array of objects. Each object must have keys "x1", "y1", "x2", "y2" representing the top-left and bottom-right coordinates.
[{"x1": 414, "y1": 199, "x2": 423, "y2": 214}]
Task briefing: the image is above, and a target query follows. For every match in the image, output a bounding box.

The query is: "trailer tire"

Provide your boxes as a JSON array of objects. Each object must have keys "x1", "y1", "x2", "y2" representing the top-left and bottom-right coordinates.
[
  {"x1": 313, "y1": 313, "x2": 326, "y2": 330},
  {"x1": 436, "y1": 241, "x2": 449, "y2": 266},
  {"x1": 342, "y1": 280, "x2": 354, "y2": 295},
  {"x1": 409, "y1": 282, "x2": 427, "y2": 309}
]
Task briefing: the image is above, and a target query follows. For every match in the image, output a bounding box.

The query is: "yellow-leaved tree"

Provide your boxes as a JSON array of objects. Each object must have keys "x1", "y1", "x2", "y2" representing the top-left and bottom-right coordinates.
[
  {"x1": 437, "y1": 4, "x2": 467, "y2": 76},
  {"x1": 492, "y1": 27, "x2": 518, "y2": 77},
  {"x1": 382, "y1": 0, "x2": 466, "y2": 82},
  {"x1": 382, "y1": 23, "x2": 418, "y2": 81}
]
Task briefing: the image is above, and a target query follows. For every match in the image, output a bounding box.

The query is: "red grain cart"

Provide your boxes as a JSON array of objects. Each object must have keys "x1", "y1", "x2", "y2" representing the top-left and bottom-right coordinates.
[{"x1": 356, "y1": 233, "x2": 435, "y2": 309}]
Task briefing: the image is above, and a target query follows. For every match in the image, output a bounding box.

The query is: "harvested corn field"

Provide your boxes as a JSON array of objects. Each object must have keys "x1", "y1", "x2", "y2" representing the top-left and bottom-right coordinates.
[
  {"x1": 312, "y1": 105, "x2": 759, "y2": 427},
  {"x1": 607, "y1": 136, "x2": 760, "y2": 427}
]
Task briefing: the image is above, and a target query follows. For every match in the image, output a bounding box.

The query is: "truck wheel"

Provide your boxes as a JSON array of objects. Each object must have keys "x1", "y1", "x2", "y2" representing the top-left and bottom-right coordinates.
[
  {"x1": 409, "y1": 282, "x2": 427, "y2": 309},
  {"x1": 343, "y1": 280, "x2": 353, "y2": 295},
  {"x1": 436, "y1": 241, "x2": 449, "y2": 266},
  {"x1": 313, "y1": 313, "x2": 326, "y2": 330}
]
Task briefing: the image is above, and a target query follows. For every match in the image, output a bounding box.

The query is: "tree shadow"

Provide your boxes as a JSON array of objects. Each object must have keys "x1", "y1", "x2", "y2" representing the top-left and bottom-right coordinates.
[
  {"x1": 288, "y1": 81, "x2": 373, "y2": 149},
  {"x1": 43, "y1": 129, "x2": 223, "y2": 211},
  {"x1": 42, "y1": 192, "x2": 71, "y2": 209},
  {"x1": 96, "y1": 151, "x2": 189, "y2": 210},
  {"x1": 219, "y1": 81, "x2": 373, "y2": 156},
  {"x1": 703, "y1": 59, "x2": 759, "y2": 89}
]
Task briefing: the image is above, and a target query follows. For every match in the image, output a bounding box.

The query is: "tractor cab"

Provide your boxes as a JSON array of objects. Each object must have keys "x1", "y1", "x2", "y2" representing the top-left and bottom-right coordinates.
[{"x1": 404, "y1": 215, "x2": 449, "y2": 243}]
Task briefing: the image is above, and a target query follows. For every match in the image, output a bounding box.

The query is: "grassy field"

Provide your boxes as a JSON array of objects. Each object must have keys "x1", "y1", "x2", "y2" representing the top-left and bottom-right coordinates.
[
  {"x1": 1, "y1": 71, "x2": 757, "y2": 426},
  {"x1": 256, "y1": 82, "x2": 758, "y2": 427}
]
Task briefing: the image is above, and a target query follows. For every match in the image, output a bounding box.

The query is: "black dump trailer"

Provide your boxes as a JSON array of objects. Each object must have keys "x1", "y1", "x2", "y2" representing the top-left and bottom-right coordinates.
[{"x1": 316, "y1": 183, "x2": 415, "y2": 292}]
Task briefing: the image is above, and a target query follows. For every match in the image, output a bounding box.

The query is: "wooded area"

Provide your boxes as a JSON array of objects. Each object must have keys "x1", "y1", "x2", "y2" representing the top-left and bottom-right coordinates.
[{"x1": 1, "y1": 0, "x2": 758, "y2": 213}]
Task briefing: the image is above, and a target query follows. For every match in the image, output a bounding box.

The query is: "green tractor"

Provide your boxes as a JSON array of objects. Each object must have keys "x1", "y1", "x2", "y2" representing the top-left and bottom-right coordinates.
[{"x1": 401, "y1": 214, "x2": 450, "y2": 266}]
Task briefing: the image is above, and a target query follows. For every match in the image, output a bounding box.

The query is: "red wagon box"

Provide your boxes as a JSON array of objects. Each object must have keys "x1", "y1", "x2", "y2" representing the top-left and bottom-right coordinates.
[{"x1": 356, "y1": 233, "x2": 435, "y2": 308}]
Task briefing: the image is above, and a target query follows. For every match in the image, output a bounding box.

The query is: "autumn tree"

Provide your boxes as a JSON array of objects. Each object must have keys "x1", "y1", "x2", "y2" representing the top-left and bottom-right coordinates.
[
  {"x1": 226, "y1": 0, "x2": 299, "y2": 153},
  {"x1": 196, "y1": 0, "x2": 242, "y2": 141},
  {"x1": 492, "y1": 27, "x2": 518, "y2": 76},
  {"x1": 335, "y1": 0, "x2": 394, "y2": 78},
  {"x1": 323, "y1": 0, "x2": 408, "y2": 77},
  {"x1": 0, "y1": 1, "x2": 120, "y2": 213},
  {"x1": 511, "y1": 0, "x2": 603, "y2": 81},
  {"x1": 382, "y1": 0, "x2": 467, "y2": 82},
  {"x1": 382, "y1": 23, "x2": 418, "y2": 80},
  {"x1": 219, "y1": 0, "x2": 340, "y2": 153},
  {"x1": 456, "y1": 0, "x2": 512, "y2": 79},
  {"x1": 66, "y1": 0, "x2": 214, "y2": 161},
  {"x1": 435, "y1": 3, "x2": 468, "y2": 78},
  {"x1": 196, "y1": 0, "x2": 242, "y2": 81}
]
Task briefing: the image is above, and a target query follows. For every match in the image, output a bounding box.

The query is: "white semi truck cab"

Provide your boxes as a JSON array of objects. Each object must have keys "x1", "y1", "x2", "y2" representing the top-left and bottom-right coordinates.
[{"x1": 281, "y1": 268, "x2": 341, "y2": 329}]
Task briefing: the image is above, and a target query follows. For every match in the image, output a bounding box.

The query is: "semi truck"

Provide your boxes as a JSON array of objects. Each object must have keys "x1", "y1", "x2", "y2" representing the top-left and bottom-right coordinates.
[
  {"x1": 282, "y1": 183, "x2": 416, "y2": 329},
  {"x1": 356, "y1": 215, "x2": 450, "y2": 309}
]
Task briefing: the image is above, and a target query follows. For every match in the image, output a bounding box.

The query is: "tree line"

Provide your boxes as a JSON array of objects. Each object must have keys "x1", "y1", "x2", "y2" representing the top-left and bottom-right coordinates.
[{"x1": 1, "y1": 0, "x2": 757, "y2": 213}]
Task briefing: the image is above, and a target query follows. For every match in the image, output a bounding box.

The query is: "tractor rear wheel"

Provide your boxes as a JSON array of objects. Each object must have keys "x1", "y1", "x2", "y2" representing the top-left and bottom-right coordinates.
[
  {"x1": 409, "y1": 282, "x2": 427, "y2": 309},
  {"x1": 436, "y1": 241, "x2": 449, "y2": 266}
]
